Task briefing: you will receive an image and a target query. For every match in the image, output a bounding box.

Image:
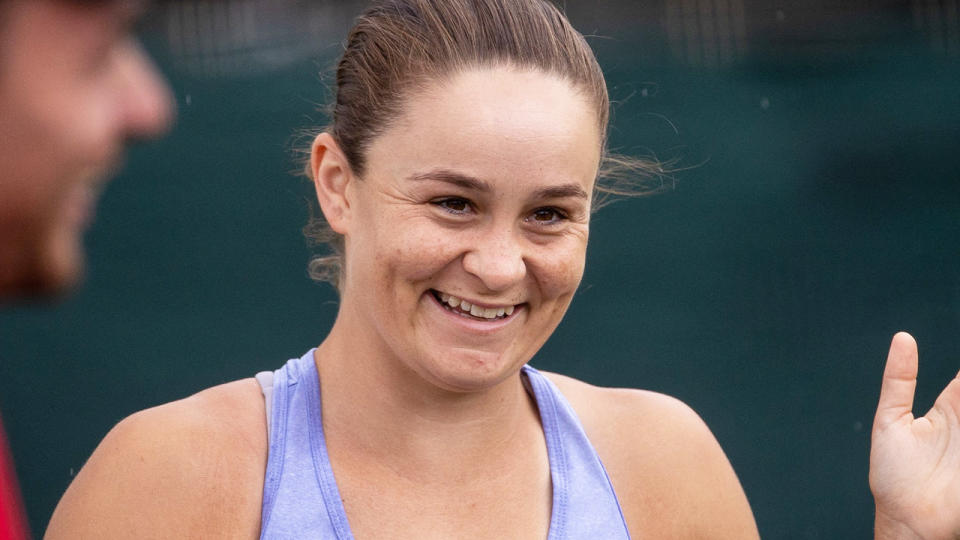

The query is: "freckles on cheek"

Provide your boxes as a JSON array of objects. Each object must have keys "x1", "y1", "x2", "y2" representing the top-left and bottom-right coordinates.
[
  {"x1": 538, "y1": 245, "x2": 587, "y2": 294},
  {"x1": 381, "y1": 228, "x2": 458, "y2": 282},
  {"x1": 556, "y1": 264, "x2": 586, "y2": 297}
]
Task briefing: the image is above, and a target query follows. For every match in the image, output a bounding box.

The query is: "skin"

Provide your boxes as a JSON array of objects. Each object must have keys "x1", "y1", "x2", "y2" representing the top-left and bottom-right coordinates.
[
  {"x1": 0, "y1": 0, "x2": 951, "y2": 539},
  {"x1": 0, "y1": 0, "x2": 172, "y2": 298},
  {"x1": 871, "y1": 332, "x2": 960, "y2": 539},
  {"x1": 46, "y1": 67, "x2": 759, "y2": 539},
  {"x1": 43, "y1": 66, "x2": 958, "y2": 539}
]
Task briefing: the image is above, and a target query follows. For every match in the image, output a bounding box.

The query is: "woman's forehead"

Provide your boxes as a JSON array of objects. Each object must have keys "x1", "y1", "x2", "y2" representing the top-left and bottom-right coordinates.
[
  {"x1": 406, "y1": 67, "x2": 600, "y2": 130},
  {"x1": 367, "y1": 67, "x2": 602, "y2": 188}
]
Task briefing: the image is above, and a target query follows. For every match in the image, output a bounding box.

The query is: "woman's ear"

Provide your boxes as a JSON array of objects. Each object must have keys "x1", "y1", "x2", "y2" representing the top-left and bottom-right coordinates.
[{"x1": 311, "y1": 133, "x2": 353, "y2": 235}]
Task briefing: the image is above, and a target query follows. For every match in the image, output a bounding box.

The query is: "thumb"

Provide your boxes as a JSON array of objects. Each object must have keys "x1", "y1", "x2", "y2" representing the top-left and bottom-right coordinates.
[{"x1": 874, "y1": 332, "x2": 919, "y2": 432}]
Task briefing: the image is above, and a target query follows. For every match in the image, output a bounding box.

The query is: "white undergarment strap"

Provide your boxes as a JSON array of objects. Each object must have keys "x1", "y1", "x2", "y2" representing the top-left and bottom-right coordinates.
[{"x1": 254, "y1": 371, "x2": 275, "y2": 440}]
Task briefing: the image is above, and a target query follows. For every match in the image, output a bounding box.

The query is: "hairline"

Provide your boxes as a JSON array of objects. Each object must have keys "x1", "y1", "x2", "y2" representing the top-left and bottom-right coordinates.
[{"x1": 346, "y1": 62, "x2": 608, "y2": 179}]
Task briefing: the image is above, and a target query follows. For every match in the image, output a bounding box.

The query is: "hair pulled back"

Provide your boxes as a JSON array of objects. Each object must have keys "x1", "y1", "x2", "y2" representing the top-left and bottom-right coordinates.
[{"x1": 306, "y1": 0, "x2": 665, "y2": 288}]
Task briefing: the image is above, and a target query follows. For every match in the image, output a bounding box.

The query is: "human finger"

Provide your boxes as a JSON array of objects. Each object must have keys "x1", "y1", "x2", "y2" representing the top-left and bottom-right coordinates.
[{"x1": 874, "y1": 332, "x2": 919, "y2": 432}]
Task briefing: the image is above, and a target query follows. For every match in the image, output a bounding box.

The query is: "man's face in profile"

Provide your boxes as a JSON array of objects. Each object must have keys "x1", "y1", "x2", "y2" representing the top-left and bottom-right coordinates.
[{"x1": 0, "y1": 0, "x2": 172, "y2": 297}]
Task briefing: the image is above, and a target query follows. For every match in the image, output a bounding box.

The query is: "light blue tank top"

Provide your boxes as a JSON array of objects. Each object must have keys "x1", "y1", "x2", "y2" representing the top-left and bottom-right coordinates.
[{"x1": 258, "y1": 350, "x2": 631, "y2": 539}]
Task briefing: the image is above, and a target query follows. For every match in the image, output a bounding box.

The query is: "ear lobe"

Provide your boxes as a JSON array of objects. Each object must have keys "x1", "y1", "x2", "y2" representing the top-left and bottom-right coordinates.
[{"x1": 311, "y1": 133, "x2": 352, "y2": 235}]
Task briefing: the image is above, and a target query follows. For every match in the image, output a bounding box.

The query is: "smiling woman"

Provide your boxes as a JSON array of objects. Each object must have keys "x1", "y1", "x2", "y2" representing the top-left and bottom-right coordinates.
[
  {"x1": 313, "y1": 66, "x2": 605, "y2": 396},
  {"x1": 41, "y1": 0, "x2": 960, "y2": 539}
]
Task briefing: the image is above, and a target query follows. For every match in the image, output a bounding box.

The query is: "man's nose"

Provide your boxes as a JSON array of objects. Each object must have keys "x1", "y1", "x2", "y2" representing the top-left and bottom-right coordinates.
[{"x1": 118, "y1": 41, "x2": 174, "y2": 141}]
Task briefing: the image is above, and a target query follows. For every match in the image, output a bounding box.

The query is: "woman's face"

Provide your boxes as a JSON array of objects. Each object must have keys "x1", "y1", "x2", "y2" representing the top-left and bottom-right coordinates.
[{"x1": 338, "y1": 67, "x2": 601, "y2": 392}]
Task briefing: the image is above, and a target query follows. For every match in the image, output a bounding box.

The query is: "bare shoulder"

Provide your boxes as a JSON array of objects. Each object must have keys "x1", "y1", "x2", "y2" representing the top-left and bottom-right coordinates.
[
  {"x1": 45, "y1": 378, "x2": 267, "y2": 539},
  {"x1": 541, "y1": 372, "x2": 759, "y2": 539}
]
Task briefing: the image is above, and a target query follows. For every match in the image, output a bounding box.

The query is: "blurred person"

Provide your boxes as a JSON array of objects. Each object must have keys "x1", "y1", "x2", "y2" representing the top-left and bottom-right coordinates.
[
  {"x1": 44, "y1": 1, "x2": 960, "y2": 539},
  {"x1": 0, "y1": 0, "x2": 172, "y2": 537}
]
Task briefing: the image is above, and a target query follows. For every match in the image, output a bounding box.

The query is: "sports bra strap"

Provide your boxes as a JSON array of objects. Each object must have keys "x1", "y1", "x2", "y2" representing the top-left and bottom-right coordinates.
[{"x1": 255, "y1": 371, "x2": 274, "y2": 439}]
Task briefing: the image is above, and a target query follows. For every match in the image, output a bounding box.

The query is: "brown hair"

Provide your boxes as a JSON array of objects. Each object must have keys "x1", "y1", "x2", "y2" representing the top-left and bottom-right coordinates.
[{"x1": 305, "y1": 0, "x2": 667, "y2": 288}]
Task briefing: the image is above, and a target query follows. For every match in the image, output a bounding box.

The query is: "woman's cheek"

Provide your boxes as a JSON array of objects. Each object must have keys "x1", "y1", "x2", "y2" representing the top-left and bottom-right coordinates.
[
  {"x1": 531, "y1": 237, "x2": 587, "y2": 296},
  {"x1": 389, "y1": 223, "x2": 464, "y2": 281}
]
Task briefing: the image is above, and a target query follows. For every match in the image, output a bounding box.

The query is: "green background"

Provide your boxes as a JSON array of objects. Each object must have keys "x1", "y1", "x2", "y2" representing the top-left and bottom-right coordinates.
[{"x1": 2, "y1": 1, "x2": 958, "y2": 537}]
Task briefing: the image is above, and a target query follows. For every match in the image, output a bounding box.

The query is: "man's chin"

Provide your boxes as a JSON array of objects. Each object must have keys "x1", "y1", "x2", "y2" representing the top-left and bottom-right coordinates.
[
  {"x1": 0, "y1": 236, "x2": 85, "y2": 302},
  {"x1": 35, "y1": 258, "x2": 84, "y2": 297},
  {"x1": 39, "y1": 236, "x2": 86, "y2": 295}
]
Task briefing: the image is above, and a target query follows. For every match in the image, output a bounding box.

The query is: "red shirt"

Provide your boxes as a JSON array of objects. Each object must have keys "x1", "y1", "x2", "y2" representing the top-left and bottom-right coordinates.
[{"x1": 0, "y1": 415, "x2": 28, "y2": 540}]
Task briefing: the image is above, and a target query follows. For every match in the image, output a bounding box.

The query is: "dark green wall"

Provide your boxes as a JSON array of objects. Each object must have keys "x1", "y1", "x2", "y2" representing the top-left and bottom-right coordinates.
[{"x1": 2, "y1": 2, "x2": 958, "y2": 537}]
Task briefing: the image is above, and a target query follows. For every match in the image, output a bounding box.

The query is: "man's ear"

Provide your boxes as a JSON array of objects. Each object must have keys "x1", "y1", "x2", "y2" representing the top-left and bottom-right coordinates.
[{"x1": 311, "y1": 133, "x2": 353, "y2": 235}]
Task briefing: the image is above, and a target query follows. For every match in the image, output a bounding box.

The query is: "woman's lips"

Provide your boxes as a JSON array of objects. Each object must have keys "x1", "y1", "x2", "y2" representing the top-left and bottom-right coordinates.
[
  {"x1": 428, "y1": 289, "x2": 523, "y2": 323},
  {"x1": 431, "y1": 289, "x2": 515, "y2": 320}
]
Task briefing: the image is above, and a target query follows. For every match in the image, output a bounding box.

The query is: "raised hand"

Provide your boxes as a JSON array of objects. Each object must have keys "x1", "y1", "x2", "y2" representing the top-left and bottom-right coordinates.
[{"x1": 870, "y1": 332, "x2": 960, "y2": 540}]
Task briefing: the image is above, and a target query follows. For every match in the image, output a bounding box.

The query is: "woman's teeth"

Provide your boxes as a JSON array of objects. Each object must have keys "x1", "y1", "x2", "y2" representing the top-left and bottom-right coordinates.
[{"x1": 436, "y1": 291, "x2": 515, "y2": 320}]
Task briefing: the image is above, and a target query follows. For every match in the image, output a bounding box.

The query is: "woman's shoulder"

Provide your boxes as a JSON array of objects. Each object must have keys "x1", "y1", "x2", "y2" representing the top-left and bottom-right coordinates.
[
  {"x1": 45, "y1": 378, "x2": 267, "y2": 539},
  {"x1": 540, "y1": 371, "x2": 760, "y2": 539},
  {"x1": 539, "y1": 371, "x2": 724, "y2": 484}
]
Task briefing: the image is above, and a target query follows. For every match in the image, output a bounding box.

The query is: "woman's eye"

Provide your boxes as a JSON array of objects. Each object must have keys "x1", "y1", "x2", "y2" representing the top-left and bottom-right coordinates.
[
  {"x1": 528, "y1": 207, "x2": 567, "y2": 225},
  {"x1": 432, "y1": 198, "x2": 471, "y2": 214}
]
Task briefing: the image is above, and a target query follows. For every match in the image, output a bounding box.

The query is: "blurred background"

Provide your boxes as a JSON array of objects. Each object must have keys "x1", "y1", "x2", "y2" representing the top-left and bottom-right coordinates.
[{"x1": 1, "y1": 0, "x2": 958, "y2": 537}]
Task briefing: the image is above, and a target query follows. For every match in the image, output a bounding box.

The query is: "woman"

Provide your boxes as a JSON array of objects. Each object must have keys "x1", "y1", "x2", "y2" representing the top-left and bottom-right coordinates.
[{"x1": 46, "y1": 0, "x2": 960, "y2": 538}]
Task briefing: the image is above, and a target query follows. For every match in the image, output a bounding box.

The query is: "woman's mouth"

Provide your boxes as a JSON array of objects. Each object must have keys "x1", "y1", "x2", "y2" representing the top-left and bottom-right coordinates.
[{"x1": 430, "y1": 290, "x2": 517, "y2": 321}]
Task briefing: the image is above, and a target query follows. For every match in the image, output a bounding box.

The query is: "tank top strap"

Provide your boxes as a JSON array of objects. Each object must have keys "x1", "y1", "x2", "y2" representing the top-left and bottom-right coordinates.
[
  {"x1": 522, "y1": 364, "x2": 632, "y2": 539},
  {"x1": 260, "y1": 350, "x2": 355, "y2": 539},
  {"x1": 259, "y1": 355, "x2": 628, "y2": 539},
  {"x1": 258, "y1": 356, "x2": 294, "y2": 535}
]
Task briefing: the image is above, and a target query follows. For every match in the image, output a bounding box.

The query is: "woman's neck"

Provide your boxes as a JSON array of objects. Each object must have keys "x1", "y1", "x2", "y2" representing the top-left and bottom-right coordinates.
[{"x1": 314, "y1": 309, "x2": 543, "y2": 480}]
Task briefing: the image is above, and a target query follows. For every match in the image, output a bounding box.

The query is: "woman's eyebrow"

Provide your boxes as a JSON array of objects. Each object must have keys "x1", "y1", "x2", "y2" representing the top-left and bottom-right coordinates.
[
  {"x1": 406, "y1": 170, "x2": 587, "y2": 200},
  {"x1": 406, "y1": 169, "x2": 492, "y2": 192},
  {"x1": 532, "y1": 184, "x2": 589, "y2": 200}
]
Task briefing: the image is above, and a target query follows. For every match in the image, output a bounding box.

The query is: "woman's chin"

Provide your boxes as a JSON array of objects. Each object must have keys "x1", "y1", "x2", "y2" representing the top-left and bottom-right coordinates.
[{"x1": 411, "y1": 346, "x2": 525, "y2": 394}]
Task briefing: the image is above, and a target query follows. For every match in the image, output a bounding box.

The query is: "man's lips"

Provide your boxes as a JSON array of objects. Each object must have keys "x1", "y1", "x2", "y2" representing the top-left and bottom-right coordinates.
[{"x1": 63, "y1": 182, "x2": 97, "y2": 229}]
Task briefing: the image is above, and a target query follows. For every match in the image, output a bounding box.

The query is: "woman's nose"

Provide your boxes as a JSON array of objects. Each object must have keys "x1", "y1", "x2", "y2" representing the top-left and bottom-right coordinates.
[{"x1": 461, "y1": 227, "x2": 527, "y2": 292}]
